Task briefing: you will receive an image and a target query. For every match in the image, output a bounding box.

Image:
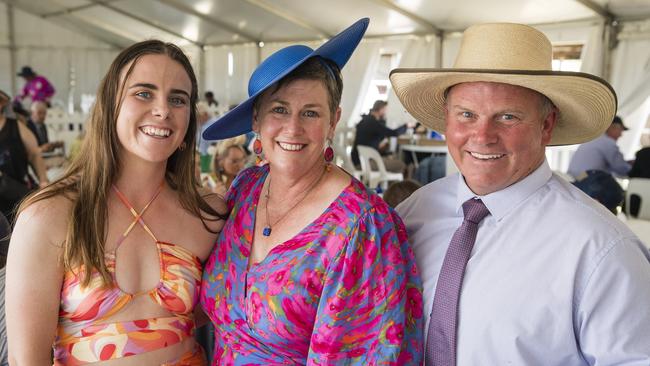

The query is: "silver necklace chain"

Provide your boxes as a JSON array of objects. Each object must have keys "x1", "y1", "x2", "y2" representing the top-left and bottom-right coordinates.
[{"x1": 263, "y1": 167, "x2": 327, "y2": 237}]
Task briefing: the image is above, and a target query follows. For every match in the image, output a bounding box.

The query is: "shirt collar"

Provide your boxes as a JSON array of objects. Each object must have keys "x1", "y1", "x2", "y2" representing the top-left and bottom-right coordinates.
[{"x1": 455, "y1": 160, "x2": 552, "y2": 221}]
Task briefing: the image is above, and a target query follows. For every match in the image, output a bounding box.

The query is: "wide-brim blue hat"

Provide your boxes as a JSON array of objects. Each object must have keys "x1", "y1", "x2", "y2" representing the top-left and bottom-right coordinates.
[{"x1": 203, "y1": 18, "x2": 369, "y2": 140}]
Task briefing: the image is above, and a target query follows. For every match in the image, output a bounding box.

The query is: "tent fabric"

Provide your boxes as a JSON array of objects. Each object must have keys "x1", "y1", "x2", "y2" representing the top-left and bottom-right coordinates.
[{"x1": 1, "y1": 0, "x2": 650, "y2": 162}]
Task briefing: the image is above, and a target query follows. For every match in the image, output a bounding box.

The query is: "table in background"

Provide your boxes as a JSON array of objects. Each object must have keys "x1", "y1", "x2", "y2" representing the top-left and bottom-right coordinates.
[{"x1": 400, "y1": 143, "x2": 448, "y2": 168}]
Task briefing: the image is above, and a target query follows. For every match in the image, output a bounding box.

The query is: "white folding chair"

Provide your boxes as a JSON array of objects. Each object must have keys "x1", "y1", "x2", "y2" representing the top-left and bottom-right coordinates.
[
  {"x1": 356, "y1": 145, "x2": 403, "y2": 190},
  {"x1": 625, "y1": 178, "x2": 650, "y2": 220}
]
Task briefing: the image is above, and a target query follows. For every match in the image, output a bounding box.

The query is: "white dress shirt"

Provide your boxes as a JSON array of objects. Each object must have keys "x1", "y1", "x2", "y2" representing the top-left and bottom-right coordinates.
[{"x1": 397, "y1": 160, "x2": 650, "y2": 365}]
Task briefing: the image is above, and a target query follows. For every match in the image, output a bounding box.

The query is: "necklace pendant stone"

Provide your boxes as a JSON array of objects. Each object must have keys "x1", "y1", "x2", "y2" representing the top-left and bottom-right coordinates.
[{"x1": 262, "y1": 227, "x2": 272, "y2": 236}]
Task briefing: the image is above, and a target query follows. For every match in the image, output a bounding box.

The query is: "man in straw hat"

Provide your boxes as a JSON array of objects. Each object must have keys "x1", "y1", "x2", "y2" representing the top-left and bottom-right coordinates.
[{"x1": 392, "y1": 23, "x2": 650, "y2": 365}]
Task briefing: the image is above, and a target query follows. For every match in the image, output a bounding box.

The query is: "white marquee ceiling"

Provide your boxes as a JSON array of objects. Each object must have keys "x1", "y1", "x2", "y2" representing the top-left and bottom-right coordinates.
[{"x1": 3, "y1": 0, "x2": 650, "y2": 49}]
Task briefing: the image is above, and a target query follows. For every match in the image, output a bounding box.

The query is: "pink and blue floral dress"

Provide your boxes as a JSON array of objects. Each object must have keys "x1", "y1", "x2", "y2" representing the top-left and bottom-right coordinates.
[{"x1": 200, "y1": 165, "x2": 423, "y2": 365}]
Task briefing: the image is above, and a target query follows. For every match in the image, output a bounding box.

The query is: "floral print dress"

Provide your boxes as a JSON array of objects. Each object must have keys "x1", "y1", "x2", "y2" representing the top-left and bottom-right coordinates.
[{"x1": 200, "y1": 165, "x2": 423, "y2": 365}]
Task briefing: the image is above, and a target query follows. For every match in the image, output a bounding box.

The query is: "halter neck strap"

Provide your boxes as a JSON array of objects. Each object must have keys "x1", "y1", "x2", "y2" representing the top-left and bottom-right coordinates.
[{"x1": 112, "y1": 181, "x2": 165, "y2": 247}]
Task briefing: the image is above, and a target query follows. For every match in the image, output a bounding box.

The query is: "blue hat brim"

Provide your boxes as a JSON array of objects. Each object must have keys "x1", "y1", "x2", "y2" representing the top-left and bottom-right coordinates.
[{"x1": 203, "y1": 18, "x2": 369, "y2": 141}]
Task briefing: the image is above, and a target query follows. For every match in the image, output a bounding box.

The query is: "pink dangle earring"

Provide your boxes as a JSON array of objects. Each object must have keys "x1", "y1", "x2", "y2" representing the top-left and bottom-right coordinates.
[
  {"x1": 324, "y1": 138, "x2": 334, "y2": 171},
  {"x1": 253, "y1": 133, "x2": 263, "y2": 165}
]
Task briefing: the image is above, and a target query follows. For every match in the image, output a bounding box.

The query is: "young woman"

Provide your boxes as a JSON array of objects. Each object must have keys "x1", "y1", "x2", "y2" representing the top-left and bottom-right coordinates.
[{"x1": 6, "y1": 40, "x2": 226, "y2": 365}]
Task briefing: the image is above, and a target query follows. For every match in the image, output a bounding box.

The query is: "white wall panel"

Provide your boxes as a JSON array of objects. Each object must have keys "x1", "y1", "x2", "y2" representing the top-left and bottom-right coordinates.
[
  {"x1": 0, "y1": 2, "x2": 9, "y2": 46},
  {"x1": 5, "y1": 7, "x2": 118, "y2": 109},
  {"x1": 204, "y1": 44, "x2": 258, "y2": 111},
  {"x1": 0, "y1": 49, "x2": 11, "y2": 94}
]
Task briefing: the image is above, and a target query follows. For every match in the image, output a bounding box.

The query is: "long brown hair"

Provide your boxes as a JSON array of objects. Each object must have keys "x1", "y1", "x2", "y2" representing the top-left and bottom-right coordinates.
[{"x1": 19, "y1": 40, "x2": 225, "y2": 286}]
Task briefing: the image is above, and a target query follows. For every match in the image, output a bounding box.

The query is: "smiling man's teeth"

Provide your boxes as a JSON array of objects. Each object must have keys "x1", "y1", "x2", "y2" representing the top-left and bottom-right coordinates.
[
  {"x1": 470, "y1": 152, "x2": 504, "y2": 160},
  {"x1": 141, "y1": 126, "x2": 171, "y2": 137},
  {"x1": 278, "y1": 142, "x2": 304, "y2": 151}
]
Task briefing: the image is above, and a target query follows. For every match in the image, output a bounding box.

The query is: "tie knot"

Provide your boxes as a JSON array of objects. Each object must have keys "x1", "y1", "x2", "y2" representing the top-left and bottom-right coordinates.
[{"x1": 462, "y1": 198, "x2": 490, "y2": 224}]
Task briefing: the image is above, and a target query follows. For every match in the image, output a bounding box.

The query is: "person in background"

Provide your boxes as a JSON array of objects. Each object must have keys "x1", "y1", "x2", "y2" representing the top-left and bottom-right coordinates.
[
  {"x1": 352, "y1": 100, "x2": 407, "y2": 173},
  {"x1": 204, "y1": 91, "x2": 219, "y2": 116},
  {"x1": 200, "y1": 18, "x2": 423, "y2": 364},
  {"x1": 0, "y1": 90, "x2": 49, "y2": 223},
  {"x1": 208, "y1": 136, "x2": 248, "y2": 197},
  {"x1": 568, "y1": 116, "x2": 632, "y2": 179},
  {"x1": 15, "y1": 66, "x2": 55, "y2": 106},
  {"x1": 196, "y1": 101, "x2": 215, "y2": 173},
  {"x1": 382, "y1": 179, "x2": 421, "y2": 208},
  {"x1": 572, "y1": 170, "x2": 624, "y2": 214},
  {"x1": 0, "y1": 214, "x2": 10, "y2": 366},
  {"x1": 392, "y1": 22, "x2": 650, "y2": 364},
  {"x1": 6, "y1": 40, "x2": 226, "y2": 365},
  {"x1": 625, "y1": 144, "x2": 650, "y2": 217},
  {"x1": 204, "y1": 91, "x2": 218, "y2": 108},
  {"x1": 629, "y1": 145, "x2": 650, "y2": 179},
  {"x1": 26, "y1": 101, "x2": 64, "y2": 153}
]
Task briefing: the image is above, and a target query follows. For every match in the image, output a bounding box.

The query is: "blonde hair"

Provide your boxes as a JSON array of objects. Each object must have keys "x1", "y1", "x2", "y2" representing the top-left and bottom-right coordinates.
[{"x1": 211, "y1": 136, "x2": 247, "y2": 183}]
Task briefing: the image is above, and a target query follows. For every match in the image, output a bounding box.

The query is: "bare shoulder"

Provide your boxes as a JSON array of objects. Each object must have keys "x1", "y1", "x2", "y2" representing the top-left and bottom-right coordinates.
[
  {"x1": 13, "y1": 193, "x2": 73, "y2": 252},
  {"x1": 329, "y1": 166, "x2": 353, "y2": 192},
  {"x1": 16, "y1": 119, "x2": 37, "y2": 142},
  {"x1": 6, "y1": 194, "x2": 70, "y2": 363}
]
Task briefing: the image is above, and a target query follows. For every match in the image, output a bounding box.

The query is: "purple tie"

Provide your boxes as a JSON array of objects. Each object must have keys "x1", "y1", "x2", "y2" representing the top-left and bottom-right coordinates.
[{"x1": 426, "y1": 198, "x2": 490, "y2": 366}]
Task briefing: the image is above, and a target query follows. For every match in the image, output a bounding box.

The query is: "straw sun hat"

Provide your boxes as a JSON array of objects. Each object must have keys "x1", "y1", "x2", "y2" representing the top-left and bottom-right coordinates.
[
  {"x1": 203, "y1": 18, "x2": 369, "y2": 140},
  {"x1": 390, "y1": 23, "x2": 617, "y2": 146}
]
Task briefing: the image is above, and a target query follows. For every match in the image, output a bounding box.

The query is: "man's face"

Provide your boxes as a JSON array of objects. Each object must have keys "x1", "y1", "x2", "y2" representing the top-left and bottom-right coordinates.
[
  {"x1": 445, "y1": 82, "x2": 557, "y2": 195},
  {"x1": 30, "y1": 104, "x2": 47, "y2": 123},
  {"x1": 607, "y1": 124, "x2": 625, "y2": 140},
  {"x1": 376, "y1": 106, "x2": 387, "y2": 119}
]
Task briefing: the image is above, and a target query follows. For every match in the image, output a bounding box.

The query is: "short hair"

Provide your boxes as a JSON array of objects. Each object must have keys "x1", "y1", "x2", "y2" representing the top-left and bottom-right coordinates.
[
  {"x1": 253, "y1": 57, "x2": 343, "y2": 117},
  {"x1": 205, "y1": 91, "x2": 214, "y2": 98},
  {"x1": 212, "y1": 136, "x2": 248, "y2": 178},
  {"x1": 538, "y1": 93, "x2": 557, "y2": 120},
  {"x1": 30, "y1": 100, "x2": 47, "y2": 112},
  {"x1": 383, "y1": 179, "x2": 422, "y2": 208},
  {"x1": 371, "y1": 100, "x2": 388, "y2": 112}
]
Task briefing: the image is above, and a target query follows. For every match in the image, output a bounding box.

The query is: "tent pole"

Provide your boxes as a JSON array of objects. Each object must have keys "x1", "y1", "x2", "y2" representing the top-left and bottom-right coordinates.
[
  {"x1": 199, "y1": 46, "x2": 206, "y2": 102},
  {"x1": 437, "y1": 33, "x2": 443, "y2": 68},
  {"x1": 603, "y1": 21, "x2": 612, "y2": 82},
  {"x1": 7, "y1": 3, "x2": 17, "y2": 96},
  {"x1": 602, "y1": 19, "x2": 621, "y2": 82}
]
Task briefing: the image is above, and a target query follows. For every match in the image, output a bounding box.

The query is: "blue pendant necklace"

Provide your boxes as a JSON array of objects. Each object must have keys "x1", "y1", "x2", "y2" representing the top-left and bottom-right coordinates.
[{"x1": 263, "y1": 167, "x2": 326, "y2": 237}]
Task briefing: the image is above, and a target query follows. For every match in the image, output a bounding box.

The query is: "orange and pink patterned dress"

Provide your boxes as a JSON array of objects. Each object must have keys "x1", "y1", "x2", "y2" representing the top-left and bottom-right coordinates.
[{"x1": 53, "y1": 185, "x2": 206, "y2": 365}]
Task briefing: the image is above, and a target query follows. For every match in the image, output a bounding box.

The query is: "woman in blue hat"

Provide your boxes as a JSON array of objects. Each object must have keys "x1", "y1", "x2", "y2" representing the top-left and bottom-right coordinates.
[{"x1": 200, "y1": 19, "x2": 423, "y2": 364}]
